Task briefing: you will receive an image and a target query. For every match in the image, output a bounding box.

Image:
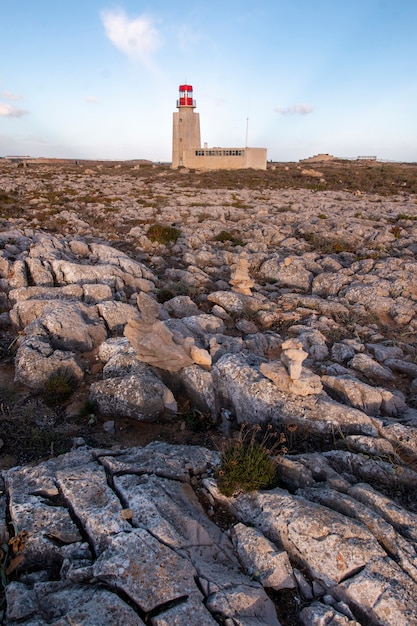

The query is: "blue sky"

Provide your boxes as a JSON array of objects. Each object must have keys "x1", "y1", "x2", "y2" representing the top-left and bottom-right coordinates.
[{"x1": 1, "y1": 1, "x2": 416, "y2": 162}]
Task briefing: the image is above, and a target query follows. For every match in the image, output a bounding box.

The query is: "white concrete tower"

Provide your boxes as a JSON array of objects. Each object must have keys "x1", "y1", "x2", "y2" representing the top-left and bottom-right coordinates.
[{"x1": 172, "y1": 84, "x2": 201, "y2": 168}]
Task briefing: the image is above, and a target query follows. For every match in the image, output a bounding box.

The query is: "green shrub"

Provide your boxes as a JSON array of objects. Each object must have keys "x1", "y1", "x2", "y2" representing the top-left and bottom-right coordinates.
[
  {"x1": 396, "y1": 213, "x2": 417, "y2": 221},
  {"x1": 146, "y1": 223, "x2": 181, "y2": 244},
  {"x1": 213, "y1": 230, "x2": 244, "y2": 246},
  {"x1": 216, "y1": 424, "x2": 284, "y2": 496},
  {"x1": 43, "y1": 370, "x2": 77, "y2": 406}
]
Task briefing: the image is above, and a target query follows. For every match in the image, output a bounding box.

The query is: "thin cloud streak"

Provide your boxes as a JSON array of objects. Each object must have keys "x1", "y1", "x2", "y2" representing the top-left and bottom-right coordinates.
[
  {"x1": 0, "y1": 103, "x2": 28, "y2": 117},
  {"x1": 1, "y1": 91, "x2": 23, "y2": 101},
  {"x1": 101, "y1": 8, "x2": 161, "y2": 66},
  {"x1": 274, "y1": 104, "x2": 314, "y2": 115}
]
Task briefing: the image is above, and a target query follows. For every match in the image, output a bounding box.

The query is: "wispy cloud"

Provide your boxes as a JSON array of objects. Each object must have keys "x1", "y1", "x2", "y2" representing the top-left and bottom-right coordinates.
[
  {"x1": 274, "y1": 104, "x2": 314, "y2": 116},
  {"x1": 101, "y1": 8, "x2": 161, "y2": 66},
  {"x1": 0, "y1": 103, "x2": 28, "y2": 117},
  {"x1": 1, "y1": 91, "x2": 23, "y2": 101},
  {"x1": 85, "y1": 96, "x2": 99, "y2": 103}
]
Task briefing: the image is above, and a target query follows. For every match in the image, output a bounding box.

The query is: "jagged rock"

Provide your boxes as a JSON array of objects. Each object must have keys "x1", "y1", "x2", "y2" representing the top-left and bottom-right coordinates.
[
  {"x1": 89, "y1": 372, "x2": 177, "y2": 419},
  {"x1": 164, "y1": 363, "x2": 217, "y2": 416},
  {"x1": 208, "y1": 290, "x2": 246, "y2": 314},
  {"x1": 2, "y1": 163, "x2": 417, "y2": 626},
  {"x1": 322, "y1": 375, "x2": 406, "y2": 416},
  {"x1": 336, "y1": 435, "x2": 399, "y2": 460},
  {"x1": 290, "y1": 327, "x2": 329, "y2": 360},
  {"x1": 366, "y1": 343, "x2": 404, "y2": 362},
  {"x1": 206, "y1": 479, "x2": 417, "y2": 625},
  {"x1": 163, "y1": 294, "x2": 200, "y2": 318},
  {"x1": 206, "y1": 482, "x2": 386, "y2": 588},
  {"x1": 378, "y1": 422, "x2": 417, "y2": 464},
  {"x1": 26, "y1": 256, "x2": 55, "y2": 286},
  {"x1": 259, "y1": 256, "x2": 313, "y2": 291},
  {"x1": 82, "y1": 283, "x2": 113, "y2": 302},
  {"x1": 5, "y1": 582, "x2": 146, "y2": 625},
  {"x1": 213, "y1": 353, "x2": 377, "y2": 436},
  {"x1": 180, "y1": 313, "x2": 225, "y2": 342},
  {"x1": 97, "y1": 300, "x2": 138, "y2": 333},
  {"x1": 235, "y1": 318, "x2": 259, "y2": 335},
  {"x1": 231, "y1": 523, "x2": 296, "y2": 591},
  {"x1": 349, "y1": 353, "x2": 396, "y2": 382},
  {"x1": 11, "y1": 300, "x2": 107, "y2": 352},
  {"x1": 323, "y1": 450, "x2": 417, "y2": 494},
  {"x1": 299, "y1": 601, "x2": 360, "y2": 625},
  {"x1": 2, "y1": 444, "x2": 280, "y2": 625},
  {"x1": 331, "y1": 342, "x2": 356, "y2": 363},
  {"x1": 384, "y1": 358, "x2": 417, "y2": 378},
  {"x1": 8, "y1": 259, "x2": 27, "y2": 289},
  {"x1": 278, "y1": 293, "x2": 350, "y2": 319},
  {"x1": 124, "y1": 317, "x2": 194, "y2": 372},
  {"x1": 9, "y1": 284, "x2": 84, "y2": 304},
  {"x1": 137, "y1": 290, "x2": 161, "y2": 323},
  {"x1": 14, "y1": 334, "x2": 84, "y2": 389}
]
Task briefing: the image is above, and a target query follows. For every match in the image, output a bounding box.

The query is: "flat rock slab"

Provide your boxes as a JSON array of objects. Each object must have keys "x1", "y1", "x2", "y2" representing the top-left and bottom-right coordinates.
[{"x1": 1, "y1": 444, "x2": 278, "y2": 625}]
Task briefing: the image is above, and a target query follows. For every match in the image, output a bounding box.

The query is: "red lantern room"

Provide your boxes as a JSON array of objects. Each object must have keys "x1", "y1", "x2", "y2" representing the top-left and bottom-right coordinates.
[{"x1": 177, "y1": 84, "x2": 196, "y2": 108}]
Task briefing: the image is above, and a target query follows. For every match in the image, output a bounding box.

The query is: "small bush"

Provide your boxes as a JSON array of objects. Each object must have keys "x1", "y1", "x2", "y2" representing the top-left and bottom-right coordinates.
[
  {"x1": 303, "y1": 232, "x2": 358, "y2": 254},
  {"x1": 43, "y1": 370, "x2": 78, "y2": 406},
  {"x1": 213, "y1": 230, "x2": 244, "y2": 246},
  {"x1": 396, "y1": 213, "x2": 417, "y2": 221},
  {"x1": 146, "y1": 223, "x2": 181, "y2": 244},
  {"x1": 216, "y1": 424, "x2": 284, "y2": 496}
]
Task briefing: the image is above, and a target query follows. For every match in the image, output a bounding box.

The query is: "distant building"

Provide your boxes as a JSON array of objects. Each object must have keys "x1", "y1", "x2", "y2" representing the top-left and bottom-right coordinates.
[{"x1": 172, "y1": 84, "x2": 267, "y2": 170}]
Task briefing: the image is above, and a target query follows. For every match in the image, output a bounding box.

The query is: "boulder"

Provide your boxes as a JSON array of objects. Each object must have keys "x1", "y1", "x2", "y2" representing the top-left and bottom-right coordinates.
[
  {"x1": 14, "y1": 335, "x2": 84, "y2": 389},
  {"x1": 89, "y1": 372, "x2": 177, "y2": 420},
  {"x1": 349, "y1": 354, "x2": 396, "y2": 382},
  {"x1": 259, "y1": 256, "x2": 313, "y2": 292}
]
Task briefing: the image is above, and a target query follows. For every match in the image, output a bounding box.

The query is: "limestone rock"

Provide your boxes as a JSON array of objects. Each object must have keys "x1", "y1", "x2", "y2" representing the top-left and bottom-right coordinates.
[
  {"x1": 261, "y1": 360, "x2": 323, "y2": 396},
  {"x1": 208, "y1": 290, "x2": 246, "y2": 314},
  {"x1": 2, "y1": 444, "x2": 279, "y2": 625},
  {"x1": 214, "y1": 353, "x2": 376, "y2": 436},
  {"x1": 97, "y1": 300, "x2": 138, "y2": 333},
  {"x1": 124, "y1": 317, "x2": 193, "y2": 372},
  {"x1": 137, "y1": 290, "x2": 161, "y2": 323},
  {"x1": 14, "y1": 335, "x2": 84, "y2": 389},
  {"x1": 168, "y1": 363, "x2": 217, "y2": 416},
  {"x1": 11, "y1": 300, "x2": 107, "y2": 352},
  {"x1": 163, "y1": 294, "x2": 200, "y2": 318},
  {"x1": 231, "y1": 523, "x2": 296, "y2": 591},
  {"x1": 190, "y1": 344, "x2": 212, "y2": 369},
  {"x1": 322, "y1": 375, "x2": 406, "y2": 416},
  {"x1": 89, "y1": 372, "x2": 177, "y2": 420},
  {"x1": 349, "y1": 353, "x2": 396, "y2": 382},
  {"x1": 299, "y1": 602, "x2": 360, "y2": 625},
  {"x1": 259, "y1": 256, "x2": 313, "y2": 292},
  {"x1": 280, "y1": 338, "x2": 309, "y2": 379},
  {"x1": 230, "y1": 255, "x2": 255, "y2": 295}
]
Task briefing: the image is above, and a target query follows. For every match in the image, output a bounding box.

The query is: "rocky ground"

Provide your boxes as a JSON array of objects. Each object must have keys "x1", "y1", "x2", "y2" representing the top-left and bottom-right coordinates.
[{"x1": 0, "y1": 158, "x2": 416, "y2": 625}]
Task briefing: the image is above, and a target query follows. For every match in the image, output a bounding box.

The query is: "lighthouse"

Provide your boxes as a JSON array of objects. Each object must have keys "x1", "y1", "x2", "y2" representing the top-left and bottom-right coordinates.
[
  {"x1": 171, "y1": 83, "x2": 267, "y2": 170},
  {"x1": 172, "y1": 84, "x2": 201, "y2": 168}
]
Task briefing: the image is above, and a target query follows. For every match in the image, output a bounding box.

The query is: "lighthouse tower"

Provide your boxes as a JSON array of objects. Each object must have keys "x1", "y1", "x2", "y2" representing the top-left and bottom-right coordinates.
[{"x1": 172, "y1": 84, "x2": 201, "y2": 168}]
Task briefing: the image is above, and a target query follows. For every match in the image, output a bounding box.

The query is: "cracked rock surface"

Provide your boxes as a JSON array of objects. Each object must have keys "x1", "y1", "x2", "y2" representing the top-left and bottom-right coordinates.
[
  {"x1": 2, "y1": 443, "x2": 278, "y2": 625},
  {"x1": 1, "y1": 160, "x2": 417, "y2": 624}
]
